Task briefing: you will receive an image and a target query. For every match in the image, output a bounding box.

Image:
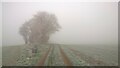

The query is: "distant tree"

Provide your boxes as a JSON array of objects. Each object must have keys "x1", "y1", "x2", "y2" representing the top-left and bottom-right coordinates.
[
  {"x1": 19, "y1": 11, "x2": 61, "y2": 44},
  {"x1": 19, "y1": 22, "x2": 30, "y2": 44}
]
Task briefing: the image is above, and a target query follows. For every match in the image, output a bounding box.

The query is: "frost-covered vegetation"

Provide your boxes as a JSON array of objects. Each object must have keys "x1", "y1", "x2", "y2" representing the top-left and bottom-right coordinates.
[{"x1": 2, "y1": 44, "x2": 118, "y2": 66}]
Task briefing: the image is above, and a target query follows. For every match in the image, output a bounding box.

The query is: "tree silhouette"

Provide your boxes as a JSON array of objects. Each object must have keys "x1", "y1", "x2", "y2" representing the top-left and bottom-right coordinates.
[{"x1": 19, "y1": 11, "x2": 61, "y2": 44}]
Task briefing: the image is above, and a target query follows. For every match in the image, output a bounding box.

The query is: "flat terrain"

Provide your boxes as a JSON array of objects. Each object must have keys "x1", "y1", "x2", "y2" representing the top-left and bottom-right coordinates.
[
  {"x1": 2, "y1": 45, "x2": 24, "y2": 66},
  {"x1": 66, "y1": 45, "x2": 118, "y2": 65},
  {"x1": 2, "y1": 44, "x2": 118, "y2": 66}
]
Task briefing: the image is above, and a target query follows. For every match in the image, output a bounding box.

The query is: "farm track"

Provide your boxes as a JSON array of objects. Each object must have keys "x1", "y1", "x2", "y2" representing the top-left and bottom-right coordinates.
[
  {"x1": 24, "y1": 44, "x2": 110, "y2": 66},
  {"x1": 69, "y1": 48, "x2": 108, "y2": 66},
  {"x1": 44, "y1": 44, "x2": 55, "y2": 66},
  {"x1": 59, "y1": 45, "x2": 73, "y2": 66},
  {"x1": 37, "y1": 44, "x2": 73, "y2": 66},
  {"x1": 36, "y1": 45, "x2": 52, "y2": 66}
]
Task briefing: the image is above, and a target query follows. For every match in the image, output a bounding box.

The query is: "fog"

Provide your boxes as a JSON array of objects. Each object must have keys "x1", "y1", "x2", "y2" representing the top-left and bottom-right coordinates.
[
  {"x1": 3, "y1": 2, "x2": 118, "y2": 46},
  {"x1": 0, "y1": 2, "x2": 2, "y2": 46}
]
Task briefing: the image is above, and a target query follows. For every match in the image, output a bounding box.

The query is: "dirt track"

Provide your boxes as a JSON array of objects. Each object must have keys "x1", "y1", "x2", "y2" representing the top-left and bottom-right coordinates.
[
  {"x1": 37, "y1": 45, "x2": 73, "y2": 66},
  {"x1": 36, "y1": 45, "x2": 52, "y2": 66},
  {"x1": 36, "y1": 44, "x2": 108, "y2": 66},
  {"x1": 59, "y1": 45, "x2": 73, "y2": 66}
]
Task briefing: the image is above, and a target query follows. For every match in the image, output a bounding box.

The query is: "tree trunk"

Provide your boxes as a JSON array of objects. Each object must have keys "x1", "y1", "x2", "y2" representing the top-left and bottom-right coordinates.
[
  {"x1": 24, "y1": 37, "x2": 28, "y2": 44},
  {"x1": 25, "y1": 40, "x2": 28, "y2": 44}
]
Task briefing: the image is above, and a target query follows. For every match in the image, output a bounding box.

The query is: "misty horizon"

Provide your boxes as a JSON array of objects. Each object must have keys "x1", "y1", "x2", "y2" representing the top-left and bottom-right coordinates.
[{"x1": 3, "y1": 2, "x2": 118, "y2": 46}]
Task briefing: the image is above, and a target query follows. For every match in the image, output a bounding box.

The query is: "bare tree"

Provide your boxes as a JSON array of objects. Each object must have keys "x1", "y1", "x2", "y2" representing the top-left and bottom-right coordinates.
[
  {"x1": 19, "y1": 11, "x2": 61, "y2": 44},
  {"x1": 19, "y1": 22, "x2": 30, "y2": 44}
]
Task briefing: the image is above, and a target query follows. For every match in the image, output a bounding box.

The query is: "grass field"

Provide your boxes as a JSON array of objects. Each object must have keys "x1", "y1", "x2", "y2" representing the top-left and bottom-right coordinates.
[
  {"x1": 2, "y1": 44, "x2": 118, "y2": 66},
  {"x1": 64, "y1": 45, "x2": 118, "y2": 65},
  {"x1": 2, "y1": 45, "x2": 24, "y2": 66}
]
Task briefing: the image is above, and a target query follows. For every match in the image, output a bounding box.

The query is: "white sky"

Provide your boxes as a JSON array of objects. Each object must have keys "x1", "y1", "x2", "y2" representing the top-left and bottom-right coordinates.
[
  {"x1": 2, "y1": 2, "x2": 118, "y2": 46},
  {"x1": 0, "y1": 2, "x2": 2, "y2": 47},
  {"x1": 1, "y1": 0, "x2": 119, "y2": 2}
]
